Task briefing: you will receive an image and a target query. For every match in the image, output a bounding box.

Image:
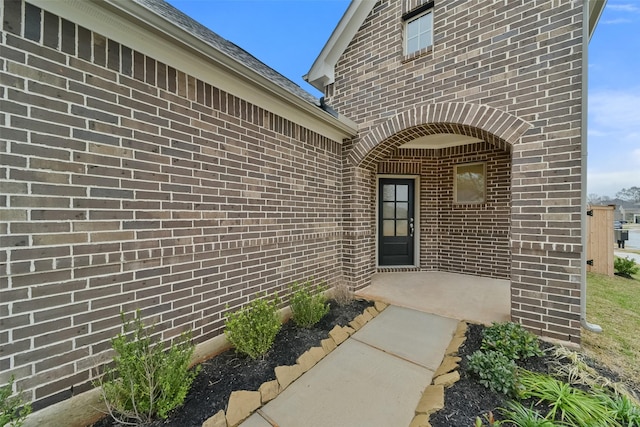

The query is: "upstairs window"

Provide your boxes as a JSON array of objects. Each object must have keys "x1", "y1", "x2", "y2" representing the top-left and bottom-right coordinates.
[{"x1": 404, "y1": 3, "x2": 434, "y2": 55}]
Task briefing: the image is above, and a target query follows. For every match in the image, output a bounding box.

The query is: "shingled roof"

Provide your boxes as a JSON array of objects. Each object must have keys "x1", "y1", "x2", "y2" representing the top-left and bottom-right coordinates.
[{"x1": 131, "y1": 0, "x2": 321, "y2": 106}]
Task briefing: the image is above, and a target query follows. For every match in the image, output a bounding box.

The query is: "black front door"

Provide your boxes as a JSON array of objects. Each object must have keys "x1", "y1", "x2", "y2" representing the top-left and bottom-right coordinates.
[{"x1": 378, "y1": 178, "x2": 415, "y2": 266}]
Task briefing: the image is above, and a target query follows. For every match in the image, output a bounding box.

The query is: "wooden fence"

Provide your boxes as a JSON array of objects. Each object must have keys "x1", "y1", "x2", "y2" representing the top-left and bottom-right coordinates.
[{"x1": 587, "y1": 205, "x2": 615, "y2": 276}]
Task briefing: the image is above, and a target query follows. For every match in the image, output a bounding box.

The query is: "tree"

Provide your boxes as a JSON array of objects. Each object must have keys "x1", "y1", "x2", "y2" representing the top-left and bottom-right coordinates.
[
  {"x1": 615, "y1": 186, "x2": 640, "y2": 203},
  {"x1": 588, "y1": 193, "x2": 611, "y2": 205}
]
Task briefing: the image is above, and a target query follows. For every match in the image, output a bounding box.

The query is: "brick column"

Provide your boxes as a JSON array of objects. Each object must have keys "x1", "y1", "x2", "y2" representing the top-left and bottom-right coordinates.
[
  {"x1": 341, "y1": 157, "x2": 376, "y2": 291},
  {"x1": 510, "y1": 130, "x2": 583, "y2": 344}
]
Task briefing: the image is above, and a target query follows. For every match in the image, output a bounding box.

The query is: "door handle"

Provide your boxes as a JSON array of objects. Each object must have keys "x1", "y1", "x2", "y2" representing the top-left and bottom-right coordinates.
[{"x1": 409, "y1": 218, "x2": 414, "y2": 237}]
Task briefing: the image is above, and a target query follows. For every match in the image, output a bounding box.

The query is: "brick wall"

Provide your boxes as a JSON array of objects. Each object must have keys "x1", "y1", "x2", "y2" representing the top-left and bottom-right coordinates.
[
  {"x1": 0, "y1": 0, "x2": 343, "y2": 408},
  {"x1": 377, "y1": 142, "x2": 512, "y2": 278},
  {"x1": 329, "y1": 0, "x2": 584, "y2": 343}
]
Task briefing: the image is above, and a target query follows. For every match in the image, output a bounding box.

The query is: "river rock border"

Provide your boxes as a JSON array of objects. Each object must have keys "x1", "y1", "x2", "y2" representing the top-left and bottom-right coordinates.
[
  {"x1": 203, "y1": 301, "x2": 389, "y2": 427},
  {"x1": 408, "y1": 320, "x2": 468, "y2": 427}
]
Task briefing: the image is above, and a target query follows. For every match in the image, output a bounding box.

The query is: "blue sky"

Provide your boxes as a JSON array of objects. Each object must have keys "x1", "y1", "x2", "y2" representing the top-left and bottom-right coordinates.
[
  {"x1": 588, "y1": 0, "x2": 640, "y2": 198},
  {"x1": 167, "y1": 0, "x2": 638, "y2": 198}
]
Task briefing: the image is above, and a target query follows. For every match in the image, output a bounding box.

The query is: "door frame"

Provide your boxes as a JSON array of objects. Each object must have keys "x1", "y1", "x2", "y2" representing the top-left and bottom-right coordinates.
[{"x1": 376, "y1": 175, "x2": 420, "y2": 268}]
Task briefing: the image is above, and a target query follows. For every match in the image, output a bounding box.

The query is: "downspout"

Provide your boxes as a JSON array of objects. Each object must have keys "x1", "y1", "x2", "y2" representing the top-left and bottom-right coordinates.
[{"x1": 580, "y1": 0, "x2": 603, "y2": 333}]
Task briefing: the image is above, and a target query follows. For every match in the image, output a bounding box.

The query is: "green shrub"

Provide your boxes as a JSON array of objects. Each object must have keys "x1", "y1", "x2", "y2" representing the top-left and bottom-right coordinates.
[
  {"x1": 290, "y1": 279, "x2": 330, "y2": 328},
  {"x1": 100, "y1": 311, "x2": 197, "y2": 423},
  {"x1": 500, "y1": 402, "x2": 557, "y2": 427},
  {"x1": 481, "y1": 321, "x2": 543, "y2": 360},
  {"x1": 0, "y1": 377, "x2": 31, "y2": 427},
  {"x1": 467, "y1": 350, "x2": 517, "y2": 395},
  {"x1": 614, "y1": 256, "x2": 639, "y2": 278},
  {"x1": 225, "y1": 294, "x2": 282, "y2": 359},
  {"x1": 600, "y1": 393, "x2": 640, "y2": 426},
  {"x1": 516, "y1": 370, "x2": 618, "y2": 426}
]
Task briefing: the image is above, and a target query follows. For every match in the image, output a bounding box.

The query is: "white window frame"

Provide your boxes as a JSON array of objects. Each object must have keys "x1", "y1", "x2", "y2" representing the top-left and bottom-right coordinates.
[{"x1": 404, "y1": 9, "x2": 433, "y2": 55}]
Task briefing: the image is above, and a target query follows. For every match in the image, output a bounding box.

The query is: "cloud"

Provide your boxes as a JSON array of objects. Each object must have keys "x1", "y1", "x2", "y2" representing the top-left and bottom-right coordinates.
[
  {"x1": 607, "y1": 3, "x2": 640, "y2": 13},
  {"x1": 588, "y1": 170, "x2": 640, "y2": 197},
  {"x1": 602, "y1": 18, "x2": 632, "y2": 24},
  {"x1": 588, "y1": 89, "x2": 640, "y2": 197},
  {"x1": 588, "y1": 129, "x2": 607, "y2": 137},
  {"x1": 590, "y1": 90, "x2": 640, "y2": 131}
]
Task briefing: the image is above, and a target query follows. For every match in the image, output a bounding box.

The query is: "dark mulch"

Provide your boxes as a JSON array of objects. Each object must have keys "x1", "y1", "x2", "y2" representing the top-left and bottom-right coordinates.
[
  {"x1": 91, "y1": 299, "x2": 372, "y2": 427},
  {"x1": 92, "y1": 308, "x2": 639, "y2": 427},
  {"x1": 430, "y1": 324, "x2": 639, "y2": 427}
]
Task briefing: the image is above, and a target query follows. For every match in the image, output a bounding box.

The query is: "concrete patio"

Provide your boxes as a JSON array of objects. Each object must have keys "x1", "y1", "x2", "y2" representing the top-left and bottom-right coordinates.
[{"x1": 356, "y1": 271, "x2": 511, "y2": 325}]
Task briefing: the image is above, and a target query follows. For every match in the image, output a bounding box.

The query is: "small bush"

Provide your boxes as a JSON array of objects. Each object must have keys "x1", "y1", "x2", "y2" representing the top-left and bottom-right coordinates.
[
  {"x1": 601, "y1": 393, "x2": 640, "y2": 426},
  {"x1": 331, "y1": 282, "x2": 354, "y2": 306},
  {"x1": 614, "y1": 256, "x2": 639, "y2": 278},
  {"x1": 225, "y1": 294, "x2": 282, "y2": 359},
  {"x1": 0, "y1": 377, "x2": 31, "y2": 427},
  {"x1": 290, "y1": 280, "x2": 330, "y2": 328},
  {"x1": 516, "y1": 370, "x2": 618, "y2": 426},
  {"x1": 467, "y1": 350, "x2": 517, "y2": 395},
  {"x1": 500, "y1": 402, "x2": 555, "y2": 427},
  {"x1": 481, "y1": 321, "x2": 543, "y2": 360},
  {"x1": 100, "y1": 311, "x2": 197, "y2": 423}
]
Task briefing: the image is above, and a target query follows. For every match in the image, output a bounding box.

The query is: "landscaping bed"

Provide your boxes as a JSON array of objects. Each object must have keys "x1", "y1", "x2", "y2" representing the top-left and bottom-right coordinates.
[
  {"x1": 430, "y1": 323, "x2": 640, "y2": 426},
  {"x1": 88, "y1": 293, "x2": 640, "y2": 427},
  {"x1": 90, "y1": 299, "x2": 372, "y2": 427}
]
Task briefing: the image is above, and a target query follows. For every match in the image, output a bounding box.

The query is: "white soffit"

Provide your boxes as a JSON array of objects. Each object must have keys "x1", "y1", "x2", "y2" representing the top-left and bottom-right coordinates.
[{"x1": 398, "y1": 134, "x2": 483, "y2": 149}]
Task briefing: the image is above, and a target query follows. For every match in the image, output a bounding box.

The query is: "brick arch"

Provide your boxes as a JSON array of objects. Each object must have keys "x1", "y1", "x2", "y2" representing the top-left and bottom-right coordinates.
[{"x1": 350, "y1": 102, "x2": 533, "y2": 168}]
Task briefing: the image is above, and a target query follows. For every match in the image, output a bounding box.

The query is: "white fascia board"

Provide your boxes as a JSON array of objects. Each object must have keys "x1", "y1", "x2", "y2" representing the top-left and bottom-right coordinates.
[
  {"x1": 588, "y1": 0, "x2": 607, "y2": 41},
  {"x1": 29, "y1": 0, "x2": 357, "y2": 142},
  {"x1": 305, "y1": 0, "x2": 376, "y2": 92}
]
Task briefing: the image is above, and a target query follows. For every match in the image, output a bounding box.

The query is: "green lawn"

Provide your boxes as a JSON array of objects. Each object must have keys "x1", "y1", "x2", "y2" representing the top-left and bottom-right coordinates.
[{"x1": 583, "y1": 270, "x2": 640, "y2": 388}]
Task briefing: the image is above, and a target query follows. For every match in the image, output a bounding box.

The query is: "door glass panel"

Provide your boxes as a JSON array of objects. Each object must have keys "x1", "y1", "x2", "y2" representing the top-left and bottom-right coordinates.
[
  {"x1": 382, "y1": 202, "x2": 395, "y2": 219},
  {"x1": 396, "y1": 202, "x2": 408, "y2": 219},
  {"x1": 396, "y1": 220, "x2": 408, "y2": 236},
  {"x1": 383, "y1": 220, "x2": 395, "y2": 236},
  {"x1": 383, "y1": 185, "x2": 395, "y2": 201},
  {"x1": 396, "y1": 185, "x2": 408, "y2": 201}
]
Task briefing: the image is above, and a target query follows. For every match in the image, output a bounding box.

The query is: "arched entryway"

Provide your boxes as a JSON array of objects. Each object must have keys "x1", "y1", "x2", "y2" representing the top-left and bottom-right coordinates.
[{"x1": 341, "y1": 102, "x2": 532, "y2": 322}]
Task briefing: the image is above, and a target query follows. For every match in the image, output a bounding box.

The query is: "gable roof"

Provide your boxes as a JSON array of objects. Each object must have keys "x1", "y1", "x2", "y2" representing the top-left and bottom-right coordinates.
[
  {"x1": 304, "y1": 0, "x2": 376, "y2": 92},
  {"x1": 305, "y1": 0, "x2": 607, "y2": 92},
  {"x1": 30, "y1": 0, "x2": 357, "y2": 141},
  {"x1": 588, "y1": 0, "x2": 607, "y2": 41},
  {"x1": 132, "y1": 0, "x2": 320, "y2": 106}
]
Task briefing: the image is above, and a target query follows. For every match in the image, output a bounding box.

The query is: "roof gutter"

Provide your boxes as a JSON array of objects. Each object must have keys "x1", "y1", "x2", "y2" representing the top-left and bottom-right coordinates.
[{"x1": 581, "y1": 0, "x2": 604, "y2": 334}]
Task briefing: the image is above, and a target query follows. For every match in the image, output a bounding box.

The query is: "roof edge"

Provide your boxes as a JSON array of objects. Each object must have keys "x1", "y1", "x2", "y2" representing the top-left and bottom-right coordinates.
[
  {"x1": 588, "y1": 0, "x2": 607, "y2": 41},
  {"x1": 306, "y1": 0, "x2": 607, "y2": 90},
  {"x1": 304, "y1": 0, "x2": 375, "y2": 92},
  {"x1": 29, "y1": 0, "x2": 357, "y2": 141},
  {"x1": 106, "y1": 0, "x2": 359, "y2": 139}
]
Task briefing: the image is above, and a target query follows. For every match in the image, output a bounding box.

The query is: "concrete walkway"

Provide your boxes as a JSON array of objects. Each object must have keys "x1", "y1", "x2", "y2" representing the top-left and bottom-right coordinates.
[
  {"x1": 357, "y1": 271, "x2": 510, "y2": 325},
  {"x1": 239, "y1": 305, "x2": 459, "y2": 427}
]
